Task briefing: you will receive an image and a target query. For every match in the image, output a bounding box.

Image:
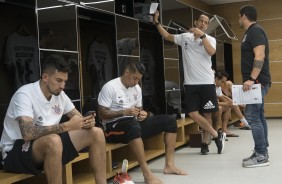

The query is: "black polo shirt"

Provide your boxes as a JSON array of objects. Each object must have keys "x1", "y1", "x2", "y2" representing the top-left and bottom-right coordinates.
[{"x1": 241, "y1": 23, "x2": 271, "y2": 85}]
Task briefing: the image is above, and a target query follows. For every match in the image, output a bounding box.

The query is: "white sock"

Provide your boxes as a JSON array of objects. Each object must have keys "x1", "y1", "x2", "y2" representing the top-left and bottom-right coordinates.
[{"x1": 240, "y1": 118, "x2": 250, "y2": 127}]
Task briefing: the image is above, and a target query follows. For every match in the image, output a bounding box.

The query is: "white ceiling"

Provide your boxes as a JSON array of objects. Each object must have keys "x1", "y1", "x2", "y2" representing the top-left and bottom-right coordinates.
[{"x1": 199, "y1": 0, "x2": 252, "y2": 5}]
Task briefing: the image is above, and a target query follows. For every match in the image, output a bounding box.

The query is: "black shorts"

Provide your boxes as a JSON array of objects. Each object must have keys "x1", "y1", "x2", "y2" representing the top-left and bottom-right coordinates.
[
  {"x1": 104, "y1": 115, "x2": 177, "y2": 143},
  {"x1": 3, "y1": 132, "x2": 79, "y2": 175},
  {"x1": 184, "y1": 84, "x2": 218, "y2": 113}
]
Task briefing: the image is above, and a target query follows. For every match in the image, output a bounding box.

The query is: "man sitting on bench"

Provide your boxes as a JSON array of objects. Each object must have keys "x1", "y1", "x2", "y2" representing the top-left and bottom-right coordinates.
[
  {"x1": 0, "y1": 55, "x2": 107, "y2": 184},
  {"x1": 98, "y1": 61, "x2": 187, "y2": 184}
]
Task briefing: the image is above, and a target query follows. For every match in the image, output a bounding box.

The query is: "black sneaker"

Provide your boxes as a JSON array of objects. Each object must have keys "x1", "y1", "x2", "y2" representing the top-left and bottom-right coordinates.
[
  {"x1": 201, "y1": 143, "x2": 209, "y2": 155},
  {"x1": 215, "y1": 131, "x2": 226, "y2": 154}
]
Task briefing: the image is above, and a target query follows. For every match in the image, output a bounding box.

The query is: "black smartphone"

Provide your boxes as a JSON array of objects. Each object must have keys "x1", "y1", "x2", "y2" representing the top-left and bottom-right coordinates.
[{"x1": 84, "y1": 110, "x2": 95, "y2": 117}]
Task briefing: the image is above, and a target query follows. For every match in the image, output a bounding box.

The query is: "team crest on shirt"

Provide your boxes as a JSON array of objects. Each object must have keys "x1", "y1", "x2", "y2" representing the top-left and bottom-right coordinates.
[
  {"x1": 184, "y1": 41, "x2": 188, "y2": 49},
  {"x1": 134, "y1": 93, "x2": 138, "y2": 101},
  {"x1": 35, "y1": 116, "x2": 43, "y2": 126},
  {"x1": 52, "y1": 105, "x2": 62, "y2": 115},
  {"x1": 199, "y1": 40, "x2": 203, "y2": 46}
]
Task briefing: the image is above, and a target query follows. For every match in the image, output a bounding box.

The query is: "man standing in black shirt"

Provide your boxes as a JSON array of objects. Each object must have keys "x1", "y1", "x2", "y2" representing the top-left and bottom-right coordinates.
[{"x1": 239, "y1": 5, "x2": 271, "y2": 168}]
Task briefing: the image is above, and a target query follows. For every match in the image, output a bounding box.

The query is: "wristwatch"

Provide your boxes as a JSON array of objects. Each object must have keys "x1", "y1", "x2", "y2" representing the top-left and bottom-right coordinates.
[
  {"x1": 249, "y1": 76, "x2": 256, "y2": 82},
  {"x1": 200, "y1": 34, "x2": 206, "y2": 39}
]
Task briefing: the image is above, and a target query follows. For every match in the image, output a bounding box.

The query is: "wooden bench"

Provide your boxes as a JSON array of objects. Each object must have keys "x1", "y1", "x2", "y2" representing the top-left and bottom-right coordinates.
[{"x1": 0, "y1": 116, "x2": 239, "y2": 183}]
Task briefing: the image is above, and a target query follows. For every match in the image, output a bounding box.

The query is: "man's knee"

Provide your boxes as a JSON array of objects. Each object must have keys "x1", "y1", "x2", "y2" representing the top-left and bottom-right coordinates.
[
  {"x1": 90, "y1": 127, "x2": 105, "y2": 140},
  {"x1": 127, "y1": 121, "x2": 142, "y2": 140},
  {"x1": 42, "y1": 134, "x2": 63, "y2": 154},
  {"x1": 188, "y1": 111, "x2": 199, "y2": 120},
  {"x1": 164, "y1": 115, "x2": 177, "y2": 133}
]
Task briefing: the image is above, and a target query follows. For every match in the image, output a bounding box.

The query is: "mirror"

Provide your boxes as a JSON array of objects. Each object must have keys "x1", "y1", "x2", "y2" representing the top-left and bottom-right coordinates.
[
  {"x1": 162, "y1": 0, "x2": 192, "y2": 27},
  {"x1": 116, "y1": 15, "x2": 139, "y2": 56},
  {"x1": 37, "y1": 1, "x2": 77, "y2": 51}
]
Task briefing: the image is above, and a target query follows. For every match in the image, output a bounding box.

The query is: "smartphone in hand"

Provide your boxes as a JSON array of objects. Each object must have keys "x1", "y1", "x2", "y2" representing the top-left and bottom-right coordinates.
[{"x1": 84, "y1": 110, "x2": 95, "y2": 117}]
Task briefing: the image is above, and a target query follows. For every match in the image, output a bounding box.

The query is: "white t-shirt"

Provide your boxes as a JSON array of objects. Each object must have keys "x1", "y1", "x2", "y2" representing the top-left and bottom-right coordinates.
[
  {"x1": 98, "y1": 77, "x2": 142, "y2": 126},
  {"x1": 0, "y1": 81, "x2": 75, "y2": 159},
  {"x1": 174, "y1": 32, "x2": 216, "y2": 85},
  {"x1": 216, "y1": 86, "x2": 223, "y2": 97}
]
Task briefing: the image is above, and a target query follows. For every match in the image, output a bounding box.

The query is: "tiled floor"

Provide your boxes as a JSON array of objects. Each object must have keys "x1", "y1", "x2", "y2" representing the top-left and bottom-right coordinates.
[{"x1": 109, "y1": 119, "x2": 282, "y2": 184}]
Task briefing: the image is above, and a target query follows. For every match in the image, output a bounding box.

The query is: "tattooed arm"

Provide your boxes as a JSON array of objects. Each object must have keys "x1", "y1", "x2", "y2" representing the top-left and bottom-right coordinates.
[
  {"x1": 18, "y1": 116, "x2": 64, "y2": 141},
  {"x1": 98, "y1": 105, "x2": 142, "y2": 120},
  {"x1": 65, "y1": 108, "x2": 95, "y2": 129},
  {"x1": 18, "y1": 109, "x2": 92, "y2": 141},
  {"x1": 251, "y1": 45, "x2": 265, "y2": 80},
  {"x1": 65, "y1": 108, "x2": 82, "y2": 119},
  {"x1": 243, "y1": 45, "x2": 265, "y2": 91}
]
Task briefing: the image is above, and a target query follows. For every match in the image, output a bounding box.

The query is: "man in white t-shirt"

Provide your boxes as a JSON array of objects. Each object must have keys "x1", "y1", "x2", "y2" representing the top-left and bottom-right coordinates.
[
  {"x1": 154, "y1": 11, "x2": 225, "y2": 155},
  {"x1": 98, "y1": 61, "x2": 187, "y2": 184},
  {"x1": 215, "y1": 72, "x2": 250, "y2": 131},
  {"x1": 214, "y1": 72, "x2": 237, "y2": 137},
  {"x1": 0, "y1": 55, "x2": 107, "y2": 184}
]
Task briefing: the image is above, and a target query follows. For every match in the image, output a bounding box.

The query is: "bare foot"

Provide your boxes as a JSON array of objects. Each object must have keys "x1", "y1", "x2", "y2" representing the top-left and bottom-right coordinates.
[
  {"x1": 144, "y1": 174, "x2": 163, "y2": 184},
  {"x1": 163, "y1": 165, "x2": 188, "y2": 175}
]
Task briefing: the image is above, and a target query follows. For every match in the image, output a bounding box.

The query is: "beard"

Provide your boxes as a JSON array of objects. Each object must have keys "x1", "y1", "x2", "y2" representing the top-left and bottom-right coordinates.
[
  {"x1": 52, "y1": 91, "x2": 61, "y2": 96},
  {"x1": 47, "y1": 85, "x2": 62, "y2": 96}
]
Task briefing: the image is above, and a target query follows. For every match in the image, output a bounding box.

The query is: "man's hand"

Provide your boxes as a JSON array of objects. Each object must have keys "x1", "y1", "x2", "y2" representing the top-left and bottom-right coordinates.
[
  {"x1": 137, "y1": 110, "x2": 147, "y2": 121},
  {"x1": 123, "y1": 107, "x2": 140, "y2": 117},
  {"x1": 65, "y1": 115, "x2": 95, "y2": 131},
  {"x1": 154, "y1": 10, "x2": 160, "y2": 24},
  {"x1": 243, "y1": 80, "x2": 255, "y2": 92},
  {"x1": 189, "y1": 28, "x2": 204, "y2": 39},
  {"x1": 82, "y1": 114, "x2": 96, "y2": 129}
]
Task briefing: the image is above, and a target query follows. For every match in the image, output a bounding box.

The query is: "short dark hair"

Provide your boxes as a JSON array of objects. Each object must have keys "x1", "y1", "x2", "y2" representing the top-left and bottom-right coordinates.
[
  {"x1": 41, "y1": 54, "x2": 71, "y2": 75},
  {"x1": 126, "y1": 61, "x2": 146, "y2": 75},
  {"x1": 195, "y1": 14, "x2": 210, "y2": 21},
  {"x1": 240, "y1": 5, "x2": 257, "y2": 22},
  {"x1": 215, "y1": 71, "x2": 223, "y2": 80},
  {"x1": 221, "y1": 71, "x2": 229, "y2": 78}
]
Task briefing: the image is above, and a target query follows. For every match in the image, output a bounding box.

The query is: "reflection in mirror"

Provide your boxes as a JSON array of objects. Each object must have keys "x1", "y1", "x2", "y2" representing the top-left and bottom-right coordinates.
[
  {"x1": 163, "y1": 27, "x2": 179, "y2": 59},
  {"x1": 165, "y1": 84, "x2": 181, "y2": 118},
  {"x1": 134, "y1": 0, "x2": 159, "y2": 23},
  {"x1": 37, "y1": 3, "x2": 77, "y2": 51},
  {"x1": 0, "y1": 1, "x2": 37, "y2": 136},
  {"x1": 40, "y1": 50, "x2": 80, "y2": 100},
  {"x1": 116, "y1": 15, "x2": 139, "y2": 56},
  {"x1": 80, "y1": 0, "x2": 114, "y2": 12},
  {"x1": 1, "y1": 1, "x2": 38, "y2": 94},
  {"x1": 162, "y1": 0, "x2": 192, "y2": 27},
  {"x1": 164, "y1": 59, "x2": 180, "y2": 86},
  {"x1": 78, "y1": 7, "x2": 116, "y2": 99},
  {"x1": 139, "y1": 22, "x2": 165, "y2": 115}
]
